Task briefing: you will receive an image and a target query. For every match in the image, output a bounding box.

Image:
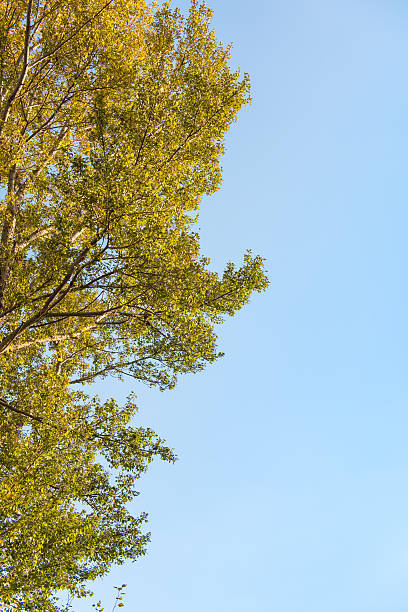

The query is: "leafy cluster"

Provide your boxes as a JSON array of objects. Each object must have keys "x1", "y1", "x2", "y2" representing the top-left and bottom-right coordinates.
[{"x1": 0, "y1": 0, "x2": 268, "y2": 609}]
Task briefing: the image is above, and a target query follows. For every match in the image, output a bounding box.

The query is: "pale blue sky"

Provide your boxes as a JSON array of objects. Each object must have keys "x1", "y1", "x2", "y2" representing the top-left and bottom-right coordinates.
[{"x1": 75, "y1": 1, "x2": 408, "y2": 610}]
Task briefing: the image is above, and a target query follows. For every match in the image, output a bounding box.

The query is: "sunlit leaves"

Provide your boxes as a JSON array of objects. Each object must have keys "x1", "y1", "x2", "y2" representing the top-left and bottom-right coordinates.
[{"x1": 0, "y1": 0, "x2": 268, "y2": 609}]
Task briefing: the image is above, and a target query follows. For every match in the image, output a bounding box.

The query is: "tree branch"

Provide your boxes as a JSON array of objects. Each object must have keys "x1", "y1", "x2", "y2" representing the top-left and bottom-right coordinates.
[
  {"x1": 0, "y1": 0, "x2": 33, "y2": 136},
  {"x1": 0, "y1": 396, "x2": 42, "y2": 423}
]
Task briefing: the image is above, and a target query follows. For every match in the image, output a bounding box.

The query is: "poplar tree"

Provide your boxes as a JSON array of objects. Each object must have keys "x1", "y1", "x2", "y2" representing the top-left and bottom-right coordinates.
[{"x1": 0, "y1": 1, "x2": 268, "y2": 609}]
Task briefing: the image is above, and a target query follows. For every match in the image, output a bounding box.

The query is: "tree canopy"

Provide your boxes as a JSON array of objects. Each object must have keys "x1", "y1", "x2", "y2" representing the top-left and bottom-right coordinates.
[{"x1": 0, "y1": 0, "x2": 268, "y2": 609}]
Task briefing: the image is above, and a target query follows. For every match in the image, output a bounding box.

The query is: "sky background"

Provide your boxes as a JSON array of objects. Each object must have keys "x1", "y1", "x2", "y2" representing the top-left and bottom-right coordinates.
[{"x1": 75, "y1": 1, "x2": 408, "y2": 611}]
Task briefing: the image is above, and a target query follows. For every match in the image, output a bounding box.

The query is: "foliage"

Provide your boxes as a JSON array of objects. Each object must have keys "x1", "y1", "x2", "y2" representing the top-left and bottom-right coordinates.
[
  {"x1": 0, "y1": 390, "x2": 175, "y2": 610},
  {"x1": 0, "y1": 0, "x2": 268, "y2": 609}
]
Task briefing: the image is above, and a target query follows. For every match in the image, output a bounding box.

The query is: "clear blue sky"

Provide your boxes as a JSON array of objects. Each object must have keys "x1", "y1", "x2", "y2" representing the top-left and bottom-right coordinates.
[{"x1": 75, "y1": 1, "x2": 408, "y2": 610}]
